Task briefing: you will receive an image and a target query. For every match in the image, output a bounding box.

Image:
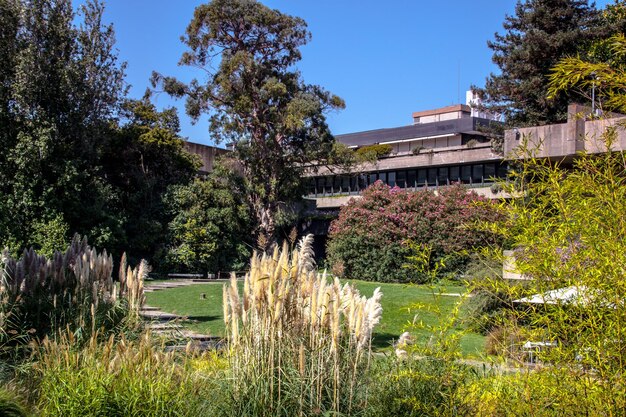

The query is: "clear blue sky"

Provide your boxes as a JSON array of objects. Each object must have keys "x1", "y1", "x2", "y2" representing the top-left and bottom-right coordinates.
[{"x1": 86, "y1": 0, "x2": 610, "y2": 146}]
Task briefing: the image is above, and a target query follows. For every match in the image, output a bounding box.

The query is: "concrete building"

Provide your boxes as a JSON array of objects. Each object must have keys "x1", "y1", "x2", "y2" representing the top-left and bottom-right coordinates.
[
  {"x1": 183, "y1": 141, "x2": 228, "y2": 174},
  {"x1": 306, "y1": 98, "x2": 506, "y2": 209}
]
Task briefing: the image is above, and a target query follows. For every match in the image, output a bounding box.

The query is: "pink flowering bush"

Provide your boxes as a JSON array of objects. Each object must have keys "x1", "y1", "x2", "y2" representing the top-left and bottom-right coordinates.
[{"x1": 327, "y1": 181, "x2": 502, "y2": 282}]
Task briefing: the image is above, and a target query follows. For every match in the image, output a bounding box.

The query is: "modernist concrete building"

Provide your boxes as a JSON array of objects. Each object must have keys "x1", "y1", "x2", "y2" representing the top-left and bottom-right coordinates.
[
  {"x1": 305, "y1": 101, "x2": 626, "y2": 210},
  {"x1": 183, "y1": 141, "x2": 228, "y2": 174},
  {"x1": 305, "y1": 99, "x2": 506, "y2": 208}
]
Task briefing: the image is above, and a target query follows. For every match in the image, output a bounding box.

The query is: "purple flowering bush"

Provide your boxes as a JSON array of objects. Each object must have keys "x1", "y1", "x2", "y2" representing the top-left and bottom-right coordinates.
[{"x1": 327, "y1": 181, "x2": 502, "y2": 282}]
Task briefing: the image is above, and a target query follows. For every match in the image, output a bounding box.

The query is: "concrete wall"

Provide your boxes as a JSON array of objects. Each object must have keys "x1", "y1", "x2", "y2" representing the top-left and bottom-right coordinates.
[
  {"x1": 183, "y1": 142, "x2": 229, "y2": 173},
  {"x1": 504, "y1": 104, "x2": 626, "y2": 159}
]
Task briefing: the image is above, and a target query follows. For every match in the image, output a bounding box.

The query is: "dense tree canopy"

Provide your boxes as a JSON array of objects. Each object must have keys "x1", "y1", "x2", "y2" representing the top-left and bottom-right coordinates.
[
  {"x1": 152, "y1": 0, "x2": 345, "y2": 247},
  {"x1": 474, "y1": 0, "x2": 601, "y2": 127},
  {"x1": 0, "y1": 0, "x2": 242, "y2": 271}
]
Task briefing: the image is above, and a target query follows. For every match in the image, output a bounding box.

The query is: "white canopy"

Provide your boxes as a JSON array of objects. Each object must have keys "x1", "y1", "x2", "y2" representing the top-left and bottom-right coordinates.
[{"x1": 513, "y1": 286, "x2": 589, "y2": 305}]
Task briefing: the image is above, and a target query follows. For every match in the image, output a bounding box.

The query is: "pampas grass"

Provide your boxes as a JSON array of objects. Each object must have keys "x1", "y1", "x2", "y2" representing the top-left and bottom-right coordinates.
[
  {"x1": 0, "y1": 235, "x2": 147, "y2": 345},
  {"x1": 223, "y1": 234, "x2": 382, "y2": 416}
]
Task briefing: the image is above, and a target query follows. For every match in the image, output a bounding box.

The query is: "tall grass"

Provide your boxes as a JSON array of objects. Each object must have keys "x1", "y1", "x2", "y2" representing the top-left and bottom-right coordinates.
[
  {"x1": 33, "y1": 331, "x2": 225, "y2": 417},
  {"x1": 223, "y1": 235, "x2": 382, "y2": 416},
  {"x1": 0, "y1": 235, "x2": 147, "y2": 349}
]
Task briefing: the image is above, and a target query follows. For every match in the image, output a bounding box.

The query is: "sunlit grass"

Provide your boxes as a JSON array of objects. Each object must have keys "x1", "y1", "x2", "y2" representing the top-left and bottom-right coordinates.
[{"x1": 145, "y1": 280, "x2": 485, "y2": 356}]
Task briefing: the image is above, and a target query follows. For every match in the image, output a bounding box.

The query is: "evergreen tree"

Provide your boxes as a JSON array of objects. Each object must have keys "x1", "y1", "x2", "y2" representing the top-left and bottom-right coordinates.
[{"x1": 474, "y1": 0, "x2": 600, "y2": 127}]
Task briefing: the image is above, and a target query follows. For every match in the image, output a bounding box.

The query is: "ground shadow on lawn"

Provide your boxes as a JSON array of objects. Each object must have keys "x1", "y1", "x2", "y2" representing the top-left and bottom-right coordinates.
[
  {"x1": 186, "y1": 315, "x2": 221, "y2": 324},
  {"x1": 372, "y1": 332, "x2": 399, "y2": 350}
]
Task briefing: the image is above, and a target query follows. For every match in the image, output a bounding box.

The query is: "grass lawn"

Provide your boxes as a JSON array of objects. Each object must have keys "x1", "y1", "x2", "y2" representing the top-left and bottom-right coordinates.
[{"x1": 145, "y1": 279, "x2": 485, "y2": 357}]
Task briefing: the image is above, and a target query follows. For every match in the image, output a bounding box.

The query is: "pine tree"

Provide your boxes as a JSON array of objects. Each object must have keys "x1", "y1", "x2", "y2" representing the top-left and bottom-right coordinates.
[{"x1": 474, "y1": 0, "x2": 600, "y2": 127}]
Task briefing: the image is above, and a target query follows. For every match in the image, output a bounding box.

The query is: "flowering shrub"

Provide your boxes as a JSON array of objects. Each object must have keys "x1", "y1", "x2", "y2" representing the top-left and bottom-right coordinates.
[{"x1": 327, "y1": 181, "x2": 501, "y2": 282}]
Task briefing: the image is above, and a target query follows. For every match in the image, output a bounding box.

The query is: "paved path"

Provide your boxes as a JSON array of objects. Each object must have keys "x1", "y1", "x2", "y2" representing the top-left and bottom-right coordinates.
[{"x1": 141, "y1": 280, "x2": 223, "y2": 350}]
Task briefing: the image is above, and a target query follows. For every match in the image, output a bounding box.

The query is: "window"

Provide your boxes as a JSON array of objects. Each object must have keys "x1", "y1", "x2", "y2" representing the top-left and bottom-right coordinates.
[
  {"x1": 368, "y1": 173, "x2": 377, "y2": 185},
  {"x1": 396, "y1": 171, "x2": 406, "y2": 188},
  {"x1": 427, "y1": 168, "x2": 437, "y2": 185},
  {"x1": 379, "y1": 172, "x2": 387, "y2": 185},
  {"x1": 388, "y1": 171, "x2": 396, "y2": 187},
  {"x1": 472, "y1": 164, "x2": 483, "y2": 183},
  {"x1": 484, "y1": 163, "x2": 496, "y2": 181},
  {"x1": 418, "y1": 169, "x2": 427, "y2": 186},
  {"x1": 438, "y1": 167, "x2": 449, "y2": 185},
  {"x1": 449, "y1": 166, "x2": 460, "y2": 183},
  {"x1": 461, "y1": 165, "x2": 472, "y2": 183},
  {"x1": 407, "y1": 170, "x2": 417, "y2": 188}
]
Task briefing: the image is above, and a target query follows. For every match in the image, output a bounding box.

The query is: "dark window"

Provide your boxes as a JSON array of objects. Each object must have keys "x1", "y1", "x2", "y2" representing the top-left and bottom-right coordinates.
[
  {"x1": 388, "y1": 171, "x2": 396, "y2": 187},
  {"x1": 379, "y1": 172, "x2": 387, "y2": 185},
  {"x1": 341, "y1": 176, "x2": 350, "y2": 191},
  {"x1": 461, "y1": 165, "x2": 472, "y2": 184},
  {"x1": 438, "y1": 167, "x2": 449, "y2": 185},
  {"x1": 368, "y1": 173, "x2": 377, "y2": 185},
  {"x1": 358, "y1": 175, "x2": 367, "y2": 190},
  {"x1": 484, "y1": 163, "x2": 496, "y2": 181},
  {"x1": 428, "y1": 168, "x2": 437, "y2": 185},
  {"x1": 417, "y1": 169, "x2": 427, "y2": 186},
  {"x1": 326, "y1": 177, "x2": 333, "y2": 193},
  {"x1": 497, "y1": 162, "x2": 509, "y2": 178},
  {"x1": 407, "y1": 170, "x2": 417, "y2": 188},
  {"x1": 333, "y1": 176, "x2": 341, "y2": 192},
  {"x1": 449, "y1": 166, "x2": 460, "y2": 183},
  {"x1": 396, "y1": 171, "x2": 406, "y2": 188},
  {"x1": 350, "y1": 176, "x2": 358, "y2": 192},
  {"x1": 472, "y1": 164, "x2": 483, "y2": 183}
]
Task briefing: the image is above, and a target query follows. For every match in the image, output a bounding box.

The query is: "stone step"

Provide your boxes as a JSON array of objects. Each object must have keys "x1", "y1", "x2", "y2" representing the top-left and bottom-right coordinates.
[
  {"x1": 140, "y1": 306, "x2": 161, "y2": 312},
  {"x1": 139, "y1": 310, "x2": 182, "y2": 321},
  {"x1": 146, "y1": 323, "x2": 183, "y2": 331}
]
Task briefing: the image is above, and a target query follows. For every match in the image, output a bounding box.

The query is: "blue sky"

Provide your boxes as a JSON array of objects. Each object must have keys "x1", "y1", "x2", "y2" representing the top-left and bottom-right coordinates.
[{"x1": 87, "y1": 0, "x2": 611, "y2": 146}]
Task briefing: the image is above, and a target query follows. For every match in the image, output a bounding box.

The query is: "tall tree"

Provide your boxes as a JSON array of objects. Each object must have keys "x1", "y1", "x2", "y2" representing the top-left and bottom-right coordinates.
[
  {"x1": 0, "y1": 0, "x2": 127, "y2": 253},
  {"x1": 152, "y1": 0, "x2": 345, "y2": 247},
  {"x1": 474, "y1": 0, "x2": 600, "y2": 127}
]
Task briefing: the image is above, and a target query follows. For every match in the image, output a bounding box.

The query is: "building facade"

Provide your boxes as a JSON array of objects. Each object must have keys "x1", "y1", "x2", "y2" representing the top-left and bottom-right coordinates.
[{"x1": 306, "y1": 101, "x2": 505, "y2": 208}]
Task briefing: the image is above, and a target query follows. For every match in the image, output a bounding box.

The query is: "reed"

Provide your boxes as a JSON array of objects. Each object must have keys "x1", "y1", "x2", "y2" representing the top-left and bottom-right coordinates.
[{"x1": 223, "y1": 234, "x2": 382, "y2": 416}]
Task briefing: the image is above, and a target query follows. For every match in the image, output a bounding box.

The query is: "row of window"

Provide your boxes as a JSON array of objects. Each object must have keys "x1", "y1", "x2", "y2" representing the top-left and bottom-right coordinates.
[{"x1": 306, "y1": 162, "x2": 508, "y2": 196}]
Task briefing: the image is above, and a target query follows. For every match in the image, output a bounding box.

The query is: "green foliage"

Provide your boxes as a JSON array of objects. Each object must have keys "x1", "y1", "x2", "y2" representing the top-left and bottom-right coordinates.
[
  {"x1": 474, "y1": 0, "x2": 601, "y2": 126},
  {"x1": 152, "y1": 0, "x2": 345, "y2": 245},
  {"x1": 456, "y1": 367, "x2": 625, "y2": 416},
  {"x1": 34, "y1": 333, "x2": 224, "y2": 417},
  {"x1": 327, "y1": 182, "x2": 502, "y2": 283},
  {"x1": 0, "y1": 0, "x2": 127, "y2": 254},
  {"x1": 163, "y1": 171, "x2": 253, "y2": 274},
  {"x1": 0, "y1": 387, "x2": 28, "y2": 417},
  {"x1": 367, "y1": 356, "x2": 475, "y2": 417},
  {"x1": 102, "y1": 94, "x2": 201, "y2": 263},
  {"x1": 549, "y1": 34, "x2": 626, "y2": 114},
  {"x1": 355, "y1": 143, "x2": 393, "y2": 159},
  {"x1": 473, "y1": 129, "x2": 626, "y2": 414}
]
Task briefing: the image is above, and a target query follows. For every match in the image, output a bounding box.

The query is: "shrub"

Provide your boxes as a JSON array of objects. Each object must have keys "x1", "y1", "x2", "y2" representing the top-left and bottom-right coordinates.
[
  {"x1": 0, "y1": 236, "x2": 146, "y2": 348},
  {"x1": 355, "y1": 143, "x2": 393, "y2": 159},
  {"x1": 455, "y1": 367, "x2": 626, "y2": 416},
  {"x1": 163, "y1": 176, "x2": 252, "y2": 274},
  {"x1": 0, "y1": 387, "x2": 28, "y2": 417},
  {"x1": 327, "y1": 182, "x2": 502, "y2": 282},
  {"x1": 411, "y1": 144, "x2": 424, "y2": 155},
  {"x1": 223, "y1": 236, "x2": 382, "y2": 416},
  {"x1": 34, "y1": 332, "x2": 223, "y2": 417},
  {"x1": 465, "y1": 139, "x2": 479, "y2": 148},
  {"x1": 367, "y1": 355, "x2": 475, "y2": 417}
]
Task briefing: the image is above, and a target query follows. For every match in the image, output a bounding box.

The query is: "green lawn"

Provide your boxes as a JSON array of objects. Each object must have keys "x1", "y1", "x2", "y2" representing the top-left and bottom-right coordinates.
[{"x1": 145, "y1": 280, "x2": 485, "y2": 357}]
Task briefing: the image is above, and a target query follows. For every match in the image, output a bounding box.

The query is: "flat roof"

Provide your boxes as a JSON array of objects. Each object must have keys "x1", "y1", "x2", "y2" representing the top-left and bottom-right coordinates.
[
  {"x1": 335, "y1": 117, "x2": 498, "y2": 148},
  {"x1": 412, "y1": 104, "x2": 471, "y2": 119}
]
